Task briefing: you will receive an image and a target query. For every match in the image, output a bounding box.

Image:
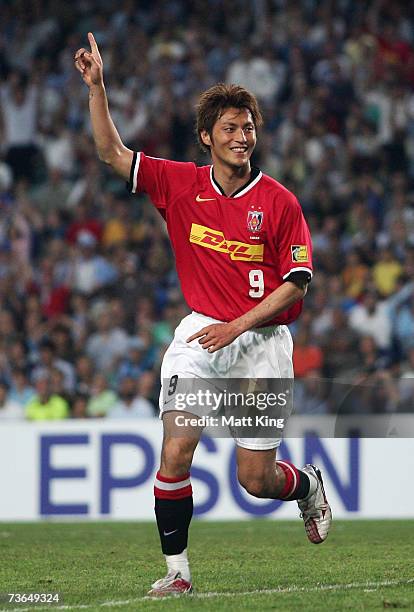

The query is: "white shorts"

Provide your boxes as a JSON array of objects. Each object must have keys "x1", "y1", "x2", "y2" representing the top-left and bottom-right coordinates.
[{"x1": 159, "y1": 312, "x2": 294, "y2": 450}]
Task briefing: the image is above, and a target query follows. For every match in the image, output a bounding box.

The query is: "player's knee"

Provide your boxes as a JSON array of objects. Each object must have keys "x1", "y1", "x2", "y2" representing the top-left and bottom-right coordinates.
[{"x1": 160, "y1": 438, "x2": 194, "y2": 477}]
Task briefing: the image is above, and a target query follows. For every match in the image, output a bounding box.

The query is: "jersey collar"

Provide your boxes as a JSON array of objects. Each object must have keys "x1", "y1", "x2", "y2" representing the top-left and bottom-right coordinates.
[{"x1": 210, "y1": 166, "x2": 263, "y2": 198}]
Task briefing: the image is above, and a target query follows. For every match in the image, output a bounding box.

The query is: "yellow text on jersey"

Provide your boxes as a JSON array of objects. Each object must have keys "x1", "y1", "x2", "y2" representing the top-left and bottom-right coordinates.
[{"x1": 190, "y1": 223, "x2": 264, "y2": 262}]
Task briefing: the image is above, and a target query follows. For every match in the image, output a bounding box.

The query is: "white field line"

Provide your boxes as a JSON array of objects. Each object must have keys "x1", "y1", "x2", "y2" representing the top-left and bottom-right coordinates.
[{"x1": 2, "y1": 577, "x2": 413, "y2": 611}]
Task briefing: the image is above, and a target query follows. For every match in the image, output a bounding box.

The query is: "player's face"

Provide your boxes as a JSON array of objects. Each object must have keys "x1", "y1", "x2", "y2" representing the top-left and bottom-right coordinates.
[{"x1": 203, "y1": 107, "x2": 256, "y2": 170}]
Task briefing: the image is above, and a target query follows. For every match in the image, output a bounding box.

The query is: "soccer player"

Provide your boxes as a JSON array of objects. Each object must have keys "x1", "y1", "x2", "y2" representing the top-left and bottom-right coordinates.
[{"x1": 75, "y1": 33, "x2": 332, "y2": 597}]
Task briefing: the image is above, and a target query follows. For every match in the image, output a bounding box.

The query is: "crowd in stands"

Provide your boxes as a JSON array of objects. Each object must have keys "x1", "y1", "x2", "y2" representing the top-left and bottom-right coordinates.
[{"x1": 1, "y1": 0, "x2": 414, "y2": 420}]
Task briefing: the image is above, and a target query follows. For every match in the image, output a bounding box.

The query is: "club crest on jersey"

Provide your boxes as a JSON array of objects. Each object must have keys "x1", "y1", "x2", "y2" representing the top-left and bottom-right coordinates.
[
  {"x1": 291, "y1": 245, "x2": 309, "y2": 262},
  {"x1": 247, "y1": 210, "x2": 264, "y2": 232}
]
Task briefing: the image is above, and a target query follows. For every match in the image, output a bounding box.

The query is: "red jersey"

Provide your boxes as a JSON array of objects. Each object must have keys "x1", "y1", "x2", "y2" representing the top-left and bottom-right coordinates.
[{"x1": 129, "y1": 152, "x2": 312, "y2": 326}]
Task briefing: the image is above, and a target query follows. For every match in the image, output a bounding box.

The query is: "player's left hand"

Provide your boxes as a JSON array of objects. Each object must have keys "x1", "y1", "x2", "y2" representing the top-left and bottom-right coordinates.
[{"x1": 187, "y1": 323, "x2": 241, "y2": 353}]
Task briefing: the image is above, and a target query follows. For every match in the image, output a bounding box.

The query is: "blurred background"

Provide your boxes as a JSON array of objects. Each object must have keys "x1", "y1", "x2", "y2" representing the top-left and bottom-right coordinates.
[{"x1": 1, "y1": 0, "x2": 414, "y2": 423}]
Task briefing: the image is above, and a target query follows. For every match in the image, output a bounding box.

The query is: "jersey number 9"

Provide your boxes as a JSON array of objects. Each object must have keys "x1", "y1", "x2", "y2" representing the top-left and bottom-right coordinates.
[{"x1": 249, "y1": 269, "x2": 264, "y2": 298}]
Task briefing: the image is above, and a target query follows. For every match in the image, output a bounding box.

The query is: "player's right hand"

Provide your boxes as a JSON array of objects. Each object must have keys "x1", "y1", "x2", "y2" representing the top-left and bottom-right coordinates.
[{"x1": 74, "y1": 32, "x2": 103, "y2": 88}]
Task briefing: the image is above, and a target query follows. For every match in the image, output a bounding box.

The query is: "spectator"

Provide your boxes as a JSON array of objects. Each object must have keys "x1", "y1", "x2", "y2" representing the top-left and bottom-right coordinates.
[
  {"x1": 4, "y1": 339, "x2": 30, "y2": 377},
  {"x1": 24, "y1": 311, "x2": 47, "y2": 366},
  {"x1": 108, "y1": 376, "x2": 154, "y2": 419},
  {"x1": 26, "y1": 371, "x2": 69, "y2": 421},
  {"x1": 358, "y1": 369, "x2": 400, "y2": 414},
  {"x1": 0, "y1": 72, "x2": 41, "y2": 183},
  {"x1": 292, "y1": 327, "x2": 323, "y2": 378},
  {"x1": 50, "y1": 324, "x2": 76, "y2": 364},
  {"x1": 372, "y1": 247, "x2": 402, "y2": 297},
  {"x1": 65, "y1": 204, "x2": 103, "y2": 245},
  {"x1": 31, "y1": 168, "x2": 72, "y2": 215},
  {"x1": 0, "y1": 380, "x2": 24, "y2": 419},
  {"x1": 9, "y1": 368, "x2": 35, "y2": 407},
  {"x1": 74, "y1": 354, "x2": 95, "y2": 396},
  {"x1": 137, "y1": 370, "x2": 158, "y2": 409},
  {"x1": 357, "y1": 335, "x2": 389, "y2": 373},
  {"x1": 116, "y1": 337, "x2": 149, "y2": 383},
  {"x1": 87, "y1": 373, "x2": 118, "y2": 417},
  {"x1": 293, "y1": 370, "x2": 330, "y2": 415},
  {"x1": 49, "y1": 366, "x2": 72, "y2": 405},
  {"x1": 0, "y1": 310, "x2": 18, "y2": 345},
  {"x1": 102, "y1": 199, "x2": 131, "y2": 248},
  {"x1": 342, "y1": 250, "x2": 370, "y2": 299},
  {"x1": 349, "y1": 290, "x2": 392, "y2": 351},
  {"x1": 66, "y1": 292, "x2": 90, "y2": 349},
  {"x1": 86, "y1": 305, "x2": 129, "y2": 372},
  {"x1": 320, "y1": 308, "x2": 360, "y2": 378},
  {"x1": 112, "y1": 253, "x2": 146, "y2": 330},
  {"x1": 71, "y1": 230, "x2": 118, "y2": 296},
  {"x1": 33, "y1": 257, "x2": 70, "y2": 319},
  {"x1": 31, "y1": 338, "x2": 75, "y2": 393},
  {"x1": 71, "y1": 394, "x2": 89, "y2": 419}
]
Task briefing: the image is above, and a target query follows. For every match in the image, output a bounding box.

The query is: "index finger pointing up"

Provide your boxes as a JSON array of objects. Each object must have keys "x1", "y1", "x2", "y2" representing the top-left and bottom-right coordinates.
[{"x1": 88, "y1": 32, "x2": 99, "y2": 54}]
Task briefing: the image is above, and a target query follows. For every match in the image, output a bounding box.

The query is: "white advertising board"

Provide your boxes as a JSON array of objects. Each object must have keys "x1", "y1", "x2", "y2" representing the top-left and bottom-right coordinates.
[{"x1": 0, "y1": 418, "x2": 412, "y2": 520}]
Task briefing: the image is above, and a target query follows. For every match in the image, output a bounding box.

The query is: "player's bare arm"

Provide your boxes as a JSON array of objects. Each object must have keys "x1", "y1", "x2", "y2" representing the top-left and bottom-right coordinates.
[
  {"x1": 187, "y1": 278, "x2": 307, "y2": 353},
  {"x1": 74, "y1": 32, "x2": 133, "y2": 180}
]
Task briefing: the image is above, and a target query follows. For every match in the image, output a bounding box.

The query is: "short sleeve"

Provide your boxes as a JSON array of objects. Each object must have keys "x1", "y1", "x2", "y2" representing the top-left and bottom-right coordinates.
[
  {"x1": 127, "y1": 152, "x2": 196, "y2": 211},
  {"x1": 277, "y1": 195, "x2": 313, "y2": 281}
]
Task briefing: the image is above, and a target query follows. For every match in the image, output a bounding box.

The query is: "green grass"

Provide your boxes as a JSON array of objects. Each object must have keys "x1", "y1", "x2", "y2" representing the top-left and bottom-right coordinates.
[{"x1": 0, "y1": 521, "x2": 413, "y2": 611}]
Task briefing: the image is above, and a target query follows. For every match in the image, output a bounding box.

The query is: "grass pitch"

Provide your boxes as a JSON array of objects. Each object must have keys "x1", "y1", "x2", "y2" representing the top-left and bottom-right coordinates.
[{"x1": 0, "y1": 520, "x2": 413, "y2": 611}]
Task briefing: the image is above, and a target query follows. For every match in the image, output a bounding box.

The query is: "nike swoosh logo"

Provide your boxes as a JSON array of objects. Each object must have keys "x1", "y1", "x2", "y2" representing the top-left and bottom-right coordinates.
[
  {"x1": 163, "y1": 529, "x2": 178, "y2": 536},
  {"x1": 196, "y1": 194, "x2": 216, "y2": 202}
]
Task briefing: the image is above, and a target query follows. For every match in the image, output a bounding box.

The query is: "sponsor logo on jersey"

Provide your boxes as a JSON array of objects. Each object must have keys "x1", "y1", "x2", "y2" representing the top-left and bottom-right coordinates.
[
  {"x1": 190, "y1": 223, "x2": 264, "y2": 261},
  {"x1": 291, "y1": 245, "x2": 308, "y2": 262},
  {"x1": 247, "y1": 210, "x2": 264, "y2": 232}
]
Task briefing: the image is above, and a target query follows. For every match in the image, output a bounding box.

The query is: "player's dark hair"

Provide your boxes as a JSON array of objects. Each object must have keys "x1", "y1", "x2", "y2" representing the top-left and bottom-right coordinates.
[{"x1": 196, "y1": 83, "x2": 263, "y2": 152}]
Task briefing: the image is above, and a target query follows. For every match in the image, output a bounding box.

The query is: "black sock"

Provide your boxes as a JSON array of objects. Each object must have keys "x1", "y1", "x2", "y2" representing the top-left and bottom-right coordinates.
[
  {"x1": 287, "y1": 471, "x2": 310, "y2": 500},
  {"x1": 154, "y1": 471, "x2": 193, "y2": 555},
  {"x1": 155, "y1": 496, "x2": 193, "y2": 555}
]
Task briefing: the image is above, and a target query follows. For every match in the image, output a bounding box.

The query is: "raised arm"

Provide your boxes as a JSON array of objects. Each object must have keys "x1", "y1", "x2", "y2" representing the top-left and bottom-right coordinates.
[{"x1": 74, "y1": 32, "x2": 133, "y2": 180}]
